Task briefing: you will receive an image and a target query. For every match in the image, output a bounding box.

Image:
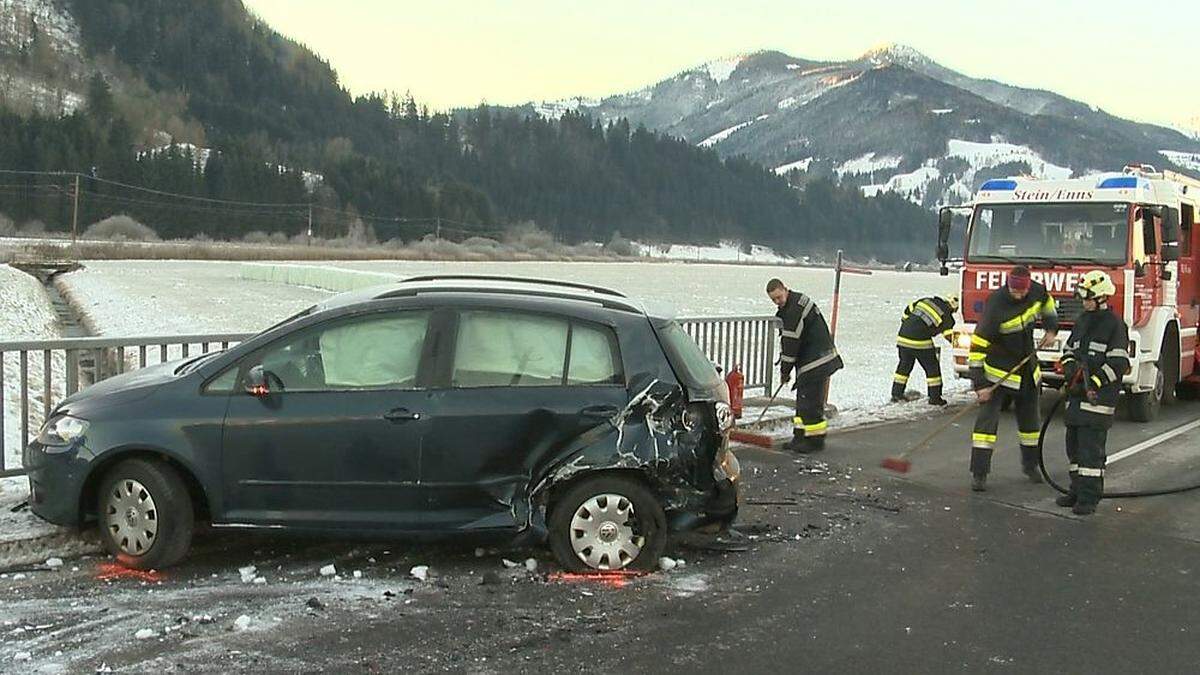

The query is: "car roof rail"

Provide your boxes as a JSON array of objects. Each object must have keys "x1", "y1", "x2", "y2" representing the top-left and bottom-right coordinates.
[
  {"x1": 396, "y1": 274, "x2": 628, "y2": 299},
  {"x1": 378, "y1": 285, "x2": 643, "y2": 313}
]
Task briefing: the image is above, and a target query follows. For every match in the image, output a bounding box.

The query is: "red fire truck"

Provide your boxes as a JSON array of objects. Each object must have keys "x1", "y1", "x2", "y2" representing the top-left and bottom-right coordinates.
[{"x1": 936, "y1": 165, "x2": 1200, "y2": 421}]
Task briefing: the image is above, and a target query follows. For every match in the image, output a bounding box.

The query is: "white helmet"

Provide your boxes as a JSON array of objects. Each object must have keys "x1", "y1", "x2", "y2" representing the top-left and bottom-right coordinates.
[{"x1": 1076, "y1": 270, "x2": 1116, "y2": 300}]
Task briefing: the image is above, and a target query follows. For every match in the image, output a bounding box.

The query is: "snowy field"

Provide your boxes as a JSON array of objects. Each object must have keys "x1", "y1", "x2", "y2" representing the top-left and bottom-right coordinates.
[
  {"x1": 57, "y1": 260, "x2": 966, "y2": 428},
  {"x1": 0, "y1": 265, "x2": 63, "y2": 474}
]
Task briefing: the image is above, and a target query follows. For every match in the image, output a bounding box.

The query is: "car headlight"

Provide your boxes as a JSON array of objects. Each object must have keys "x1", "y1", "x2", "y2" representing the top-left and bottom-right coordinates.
[{"x1": 36, "y1": 414, "x2": 89, "y2": 448}]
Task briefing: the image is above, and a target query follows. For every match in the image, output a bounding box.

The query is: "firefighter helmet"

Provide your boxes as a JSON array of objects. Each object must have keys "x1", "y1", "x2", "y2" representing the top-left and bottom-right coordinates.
[
  {"x1": 945, "y1": 293, "x2": 960, "y2": 311},
  {"x1": 1076, "y1": 270, "x2": 1116, "y2": 300}
]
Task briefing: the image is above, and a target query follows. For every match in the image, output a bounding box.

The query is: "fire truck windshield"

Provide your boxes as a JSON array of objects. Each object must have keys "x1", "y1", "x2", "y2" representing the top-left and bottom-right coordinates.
[{"x1": 967, "y1": 202, "x2": 1129, "y2": 265}]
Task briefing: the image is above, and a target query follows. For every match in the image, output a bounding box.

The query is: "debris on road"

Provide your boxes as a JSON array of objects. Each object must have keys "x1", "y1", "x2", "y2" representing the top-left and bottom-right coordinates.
[
  {"x1": 233, "y1": 615, "x2": 254, "y2": 631},
  {"x1": 410, "y1": 565, "x2": 430, "y2": 582},
  {"x1": 306, "y1": 597, "x2": 325, "y2": 611},
  {"x1": 319, "y1": 564, "x2": 337, "y2": 577},
  {"x1": 523, "y1": 558, "x2": 538, "y2": 573},
  {"x1": 134, "y1": 628, "x2": 158, "y2": 640},
  {"x1": 659, "y1": 557, "x2": 678, "y2": 571},
  {"x1": 44, "y1": 557, "x2": 64, "y2": 570}
]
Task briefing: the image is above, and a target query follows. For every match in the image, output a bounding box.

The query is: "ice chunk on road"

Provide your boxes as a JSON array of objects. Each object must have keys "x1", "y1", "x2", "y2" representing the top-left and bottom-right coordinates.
[
  {"x1": 234, "y1": 615, "x2": 254, "y2": 631},
  {"x1": 659, "y1": 557, "x2": 678, "y2": 571},
  {"x1": 353, "y1": 570, "x2": 363, "y2": 579},
  {"x1": 409, "y1": 565, "x2": 429, "y2": 582},
  {"x1": 319, "y1": 564, "x2": 337, "y2": 577},
  {"x1": 134, "y1": 628, "x2": 158, "y2": 640},
  {"x1": 501, "y1": 559, "x2": 519, "y2": 569},
  {"x1": 524, "y1": 558, "x2": 538, "y2": 573},
  {"x1": 45, "y1": 557, "x2": 64, "y2": 569}
]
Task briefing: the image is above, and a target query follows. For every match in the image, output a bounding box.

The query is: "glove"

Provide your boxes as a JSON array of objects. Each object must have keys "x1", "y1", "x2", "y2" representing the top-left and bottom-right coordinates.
[
  {"x1": 1066, "y1": 370, "x2": 1087, "y2": 398},
  {"x1": 1086, "y1": 387, "x2": 1100, "y2": 404},
  {"x1": 1062, "y1": 361, "x2": 1078, "y2": 383}
]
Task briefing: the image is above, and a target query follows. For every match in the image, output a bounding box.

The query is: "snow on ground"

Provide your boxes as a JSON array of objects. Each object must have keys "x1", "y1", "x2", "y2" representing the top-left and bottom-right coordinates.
[
  {"x1": 58, "y1": 261, "x2": 331, "y2": 336},
  {"x1": 945, "y1": 139, "x2": 1072, "y2": 180},
  {"x1": 774, "y1": 158, "x2": 813, "y2": 175},
  {"x1": 698, "y1": 120, "x2": 754, "y2": 148},
  {"x1": 702, "y1": 55, "x2": 744, "y2": 83},
  {"x1": 634, "y1": 241, "x2": 794, "y2": 265},
  {"x1": 59, "y1": 260, "x2": 962, "y2": 427},
  {"x1": 0, "y1": 265, "x2": 62, "y2": 473},
  {"x1": 836, "y1": 153, "x2": 902, "y2": 177},
  {"x1": 1160, "y1": 150, "x2": 1200, "y2": 173}
]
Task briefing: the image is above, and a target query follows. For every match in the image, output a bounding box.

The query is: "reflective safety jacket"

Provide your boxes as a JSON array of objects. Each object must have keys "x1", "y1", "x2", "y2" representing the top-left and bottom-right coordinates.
[
  {"x1": 897, "y1": 296, "x2": 956, "y2": 350},
  {"x1": 968, "y1": 282, "x2": 1059, "y2": 390},
  {"x1": 777, "y1": 290, "x2": 844, "y2": 384},
  {"x1": 1060, "y1": 305, "x2": 1130, "y2": 429}
]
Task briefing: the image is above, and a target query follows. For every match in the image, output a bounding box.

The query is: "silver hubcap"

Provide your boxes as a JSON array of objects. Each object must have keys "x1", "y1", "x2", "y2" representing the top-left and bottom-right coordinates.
[
  {"x1": 104, "y1": 479, "x2": 159, "y2": 556},
  {"x1": 569, "y1": 493, "x2": 644, "y2": 570}
]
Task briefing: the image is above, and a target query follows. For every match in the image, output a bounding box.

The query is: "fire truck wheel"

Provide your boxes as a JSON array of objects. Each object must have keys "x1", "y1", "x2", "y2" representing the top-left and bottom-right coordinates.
[
  {"x1": 1128, "y1": 365, "x2": 1164, "y2": 423},
  {"x1": 1160, "y1": 337, "x2": 1179, "y2": 406}
]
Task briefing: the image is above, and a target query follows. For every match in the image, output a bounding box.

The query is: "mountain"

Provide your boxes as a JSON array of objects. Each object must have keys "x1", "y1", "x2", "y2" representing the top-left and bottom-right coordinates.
[
  {"x1": 528, "y1": 45, "x2": 1200, "y2": 207},
  {"x1": 1, "y1": 0, "x2": 942, "y2": 261}
]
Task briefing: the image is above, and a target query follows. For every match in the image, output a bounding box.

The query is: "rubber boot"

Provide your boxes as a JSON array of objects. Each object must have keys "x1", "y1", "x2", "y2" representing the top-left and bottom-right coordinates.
[
  {"x1": 971, "y1": 474, "x2": 987, "y2": 492},
  {"x1": 1020, "y1": 447, "x2": 1043, "y2": 484},
  {"x1": 797, "y1": 435, "x2": 826, "y2": 454},
  {"x1": 1072, "y1": 502, "x2": 1097, "y2": 516},
  {"x1": 1055, "y1": 493, "x2": 1077, "y2": 508},
  {"x1": 783, "y1": 429, "x2": 805, "y2": 453},
  {"x1": 928, "y1": 396, "x2": 948, "y2": 406}
]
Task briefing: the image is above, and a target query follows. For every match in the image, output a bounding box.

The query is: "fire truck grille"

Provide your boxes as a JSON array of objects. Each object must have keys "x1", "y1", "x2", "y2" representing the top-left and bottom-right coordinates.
[{"x1": 1054, "y1": 296, "x2": 1083, "y2": 324}]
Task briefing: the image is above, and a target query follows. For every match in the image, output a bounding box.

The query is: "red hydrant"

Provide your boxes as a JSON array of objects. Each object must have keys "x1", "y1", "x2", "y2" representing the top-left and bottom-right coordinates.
[{"x1": 725, "y1": 364, "x2": 744, "y2": 419}]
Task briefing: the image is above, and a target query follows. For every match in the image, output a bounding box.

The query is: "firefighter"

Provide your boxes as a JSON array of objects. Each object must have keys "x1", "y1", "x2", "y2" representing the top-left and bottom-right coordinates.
[
  {"x1": 967, "y1": 266, "x2": 1059, "y2": 491},
  {"x1": 766, "y1": 278, "x2": 844, "y2": 453},
  {"x1": 1057, "y1": 270, "x2": 1129, "y2": 515},
  {"x1": 892, "y1": 294, "x2": 959, "y2": 405}
]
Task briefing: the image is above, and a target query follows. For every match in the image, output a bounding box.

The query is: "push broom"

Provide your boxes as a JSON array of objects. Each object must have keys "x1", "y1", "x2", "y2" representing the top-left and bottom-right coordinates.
[
  {"x1": 880, "y1": 352, "x2": 1036, "y2": 474},
  {"x1": 728, "y1": 381, "x2": 787, "y2": 448}
]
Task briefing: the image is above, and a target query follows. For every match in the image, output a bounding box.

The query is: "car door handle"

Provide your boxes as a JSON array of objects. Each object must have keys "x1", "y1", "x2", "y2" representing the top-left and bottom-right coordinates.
[
  {"x1": 580, "y1": 405, "x2": 620, "y2": 420},
  {"x1": 383, "y1": 408, "x2": 422, "y2": 423}
]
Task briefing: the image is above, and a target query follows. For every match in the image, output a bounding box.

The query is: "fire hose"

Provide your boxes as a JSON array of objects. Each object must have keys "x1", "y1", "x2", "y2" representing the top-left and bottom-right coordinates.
[{"x1": 1035, "y1": 392, "x2": 1200, "y2": 498}]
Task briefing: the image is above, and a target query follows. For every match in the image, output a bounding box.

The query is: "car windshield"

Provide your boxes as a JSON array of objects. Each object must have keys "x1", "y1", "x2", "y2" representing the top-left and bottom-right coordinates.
[
  {"x1": 968, "y1": 202, "x2": 1129, "y2": 265},
  {"x1": 657, "y1": 321, "x2": 721, "y2": 390}
]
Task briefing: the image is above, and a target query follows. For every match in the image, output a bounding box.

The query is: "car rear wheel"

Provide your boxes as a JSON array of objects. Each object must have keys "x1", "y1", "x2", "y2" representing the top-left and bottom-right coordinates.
[
  {"x1": 97, "y1": 459, "x2": 194, "y2": 570},
  {"x1": 549, "y1": 476, "x2": 666, "y2": 572}
]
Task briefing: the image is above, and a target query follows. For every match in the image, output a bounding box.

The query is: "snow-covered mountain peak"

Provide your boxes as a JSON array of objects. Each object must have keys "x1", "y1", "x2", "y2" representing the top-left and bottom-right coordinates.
[{"x1": 860, "y1": 42, "x2": 932, "y2": 68}]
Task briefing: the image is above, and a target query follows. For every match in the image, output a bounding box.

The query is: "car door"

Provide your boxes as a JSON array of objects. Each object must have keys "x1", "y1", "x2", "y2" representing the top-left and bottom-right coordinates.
[
  {"x1": 218, "y1": 308, "x2": 434, "y2": 530},
  {"x1": 420, "y1": 308, "x2": 628, "y2": 531}
]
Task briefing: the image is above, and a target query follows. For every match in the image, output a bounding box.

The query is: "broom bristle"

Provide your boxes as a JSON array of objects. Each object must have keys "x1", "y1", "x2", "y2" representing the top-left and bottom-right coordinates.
[
  {"x1": 880, "y1": 456, "x2": 911, "y2": 474},
  {"x1": 729, "y1": 429, "x2": 776, "y2": 448}
]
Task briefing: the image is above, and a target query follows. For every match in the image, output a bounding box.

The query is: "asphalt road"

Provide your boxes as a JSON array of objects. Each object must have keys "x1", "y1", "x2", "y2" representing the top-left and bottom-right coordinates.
[{"x1": 2, "y1": 391, "x2": 1199, "y2": 673}]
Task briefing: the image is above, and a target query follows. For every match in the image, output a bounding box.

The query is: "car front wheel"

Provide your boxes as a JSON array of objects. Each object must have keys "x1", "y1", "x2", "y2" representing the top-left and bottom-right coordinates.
[
  {"x1": 97, "y1": 458, "x2": 194, "y2": 570},
  {"x1": 549, "y1": 475, "x2": 667, "y2": 572}
]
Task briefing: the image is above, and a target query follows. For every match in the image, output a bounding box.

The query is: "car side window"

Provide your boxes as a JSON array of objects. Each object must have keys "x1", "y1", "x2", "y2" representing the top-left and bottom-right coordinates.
[
  {"x1": 251, "y1": 311, "x2": 430, "y2": 392},
  {"x1": 203, "y1": 367, "x2": 239, "y2": 394},
  {"x1": 567, "y1": 323, "x2": 622, "y2": 385},
  {"x1": 451, "y1": 311, "x2": 568, "y2": 388}
]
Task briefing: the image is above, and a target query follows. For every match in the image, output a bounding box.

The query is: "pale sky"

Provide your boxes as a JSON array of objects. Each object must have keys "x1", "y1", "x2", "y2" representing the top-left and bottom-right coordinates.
[{"x1": 244, "y1": 0, "x2": 1198, "y2": 130}]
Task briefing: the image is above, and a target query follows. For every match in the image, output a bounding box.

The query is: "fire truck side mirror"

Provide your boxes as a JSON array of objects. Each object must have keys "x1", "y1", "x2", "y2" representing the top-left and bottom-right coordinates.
[
  {"x1": 936, "y1": 208, "x2": 952, "y2": 263},
  {"x1": 1161, "y1": 208, "x2": 1181, "y2": 262}
]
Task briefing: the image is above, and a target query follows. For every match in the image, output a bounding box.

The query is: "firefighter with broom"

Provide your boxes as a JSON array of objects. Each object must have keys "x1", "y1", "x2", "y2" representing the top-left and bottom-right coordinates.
[
  {"x1": 967, "y1": 266, "x2": 1059, "y2": 492},
  {"x1": 766, "y1": 278, "x2": 844, "y2": 454},
  {"x1": 891, "y1": 294, "x2": 959, "y2": 405}
]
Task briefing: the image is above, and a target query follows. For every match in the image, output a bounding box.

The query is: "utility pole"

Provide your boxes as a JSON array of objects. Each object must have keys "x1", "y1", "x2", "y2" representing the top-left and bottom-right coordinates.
[
  {"x1": 435, "y1": 216, "x2": 441, "y2": 240},
  {"x1": 71, "y1": 174, "x2": 80, "y2": 245},
  {"x1": 306, "y1": 204, "x2": 313, "y2": 245}
]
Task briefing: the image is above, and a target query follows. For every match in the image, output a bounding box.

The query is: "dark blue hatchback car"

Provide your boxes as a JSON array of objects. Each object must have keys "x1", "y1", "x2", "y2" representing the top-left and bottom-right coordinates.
[{"x1": 25, "y1": 276, "x2": 739, "y2": 571}]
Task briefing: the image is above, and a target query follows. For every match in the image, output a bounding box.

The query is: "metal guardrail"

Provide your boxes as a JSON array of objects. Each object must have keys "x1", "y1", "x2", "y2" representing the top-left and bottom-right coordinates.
[{"x1": 0, "y1": 316, "x2": 778, "y2": 478}]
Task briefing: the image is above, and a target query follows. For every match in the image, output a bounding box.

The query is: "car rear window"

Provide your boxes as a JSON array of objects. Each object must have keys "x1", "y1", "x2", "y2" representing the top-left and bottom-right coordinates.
[{"x1": 657, "y1": 321, "x2": 721, "y2": 389}]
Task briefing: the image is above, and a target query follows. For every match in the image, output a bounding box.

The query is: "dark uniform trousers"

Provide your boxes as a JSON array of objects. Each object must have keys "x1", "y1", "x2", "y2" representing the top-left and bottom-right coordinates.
[
  {"x1": 970, "y1": 367, "x2": 1041, "y2": 477},
  {"x1": 1066, "y1": 424, "x2": 1107, "y2": 505},
  {"x1": 892, "y1": 346, "x2": 942, "y2": 400},
  {"x1": 793, "y1": 377, "x2": 829, "y2": 440}
]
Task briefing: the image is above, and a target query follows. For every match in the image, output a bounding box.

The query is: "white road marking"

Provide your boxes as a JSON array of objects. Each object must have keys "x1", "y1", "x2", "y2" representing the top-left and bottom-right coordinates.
[{"x1": 1109, "y1": 418, "x2": 1200, "y2": 465}]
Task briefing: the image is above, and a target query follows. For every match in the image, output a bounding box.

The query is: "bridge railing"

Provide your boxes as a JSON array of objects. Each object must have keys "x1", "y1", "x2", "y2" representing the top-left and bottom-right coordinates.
[{"x1": 1, "y1": 316, "x2": 778, "y2": 478}]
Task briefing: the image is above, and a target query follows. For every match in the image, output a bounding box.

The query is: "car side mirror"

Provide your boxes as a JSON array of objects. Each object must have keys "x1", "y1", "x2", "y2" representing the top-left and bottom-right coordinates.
[
  {"x1": 245, "y1": 365, "x2": 271, "y2": 397},
  {"x1": 936, "y1": 208, "x2": 952, "y2": 263}
]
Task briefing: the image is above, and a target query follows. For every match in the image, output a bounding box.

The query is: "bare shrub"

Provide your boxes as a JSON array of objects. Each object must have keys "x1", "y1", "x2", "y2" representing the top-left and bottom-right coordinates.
[
  {"x1": 242, "y1": 231, "x2": 271, "y2": 244},
  {"x1": 605, "y1": 230, "x2": 636, "y2": 257},
  {"x1": 20, "y1": 219, "x2": 47, "y2": 236},
  {"x1": 83, "y1": 215, "x2": 159, "y2": 241},
  {"x1": 0, "y1": 212, "x2": 15, "y2": 236},
  {"x1": 503, "y1": 222, "x2": 558, "y2": 253}
]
